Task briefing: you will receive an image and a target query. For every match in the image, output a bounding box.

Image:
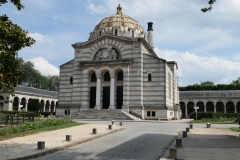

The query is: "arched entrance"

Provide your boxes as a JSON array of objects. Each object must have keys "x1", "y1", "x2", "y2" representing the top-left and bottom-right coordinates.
[
  {"x1": 196, "y1": 101, "x2": 204, "y2": 112},
  {"x1": 180, "y1": 102, "x2": 186, "y2": 118},
  {"x1": 89, "y1": 72, "x2": 96, "y2": 109},
  {"x1": 187, "y1": 102, "x2": 194, "y2": 118},
  {"x1": 216, "y1": 102, "x2": 224, "y2": 113},
  {"x1": 206, "y1": 102, "x2": 214, "y2": 112},
  {"x1": 51, "y1": 101, "x2": 55, "y2": 112},
  {"x1": 226, "y1": 102, "x2": 234, "y2": 113},
  {"x1": 20, "y1": 98, "x2": 26, "y2": 111},
  {"x1": 13, "y1": 97, "x2": 19, "y2": 111},
  {"x1": 237, "y1": 102, "x2": 240, "y2": 113},
  {"x1": 46, "y1": 100, "x2": 50, "y2": 112},
  {"x1": 116, "y1": 70, "x2": 123, "y2": 109},
  {"x1": 102, "y1": 71, "x2": 110, "y2": 109},
  {"x1": 41, "y1": 100, "x2": 44, "y2": 112}
]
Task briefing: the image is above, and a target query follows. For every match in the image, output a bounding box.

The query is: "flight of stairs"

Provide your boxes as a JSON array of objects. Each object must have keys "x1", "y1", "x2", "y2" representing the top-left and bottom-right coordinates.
[{"x1": 71, "y1": 109, "x2": 134, "y2": 120}]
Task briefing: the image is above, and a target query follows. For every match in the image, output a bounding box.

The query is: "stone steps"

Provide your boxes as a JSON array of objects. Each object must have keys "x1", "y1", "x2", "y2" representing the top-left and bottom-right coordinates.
[{"x1": 71, "y1": 110, "x2": 133, "y2": 120}]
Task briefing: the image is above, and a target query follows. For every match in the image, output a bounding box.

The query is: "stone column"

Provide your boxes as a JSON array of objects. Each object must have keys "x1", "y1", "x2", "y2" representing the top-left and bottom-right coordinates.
[
  {"x1": 43, "y1": 104, "x2": 46, "y2": 112},
  {"x1": 95, "y1": 74, "x2": 101, "y2": 109},
  {"x1": 25, "y1": 103, "x2": 28, "y2": 111},
  {"x1": 204, "y1": 102, "x2": 207, "y2": 112},
  {"x1": 185, "y1": 105, "x2": 188, "y2": 118},
  {"x1": 54, "y1": 105, "x2": 56, "y2": 112},
  {"x1": 223, "y1": 103, "x2": 226, "y2": 113},
  {"x1": 109, "y1": 73, "x2": 115, "y2": 109},
  {"x1": 49, "y1": 105, "x2": 51, "y2": 112},
  {"x1": 213, "y1": 103, "x2": 216, "y2": 113},
  {"x1": 18, "y1": 102, "x2": 21, "y2": 111},
  {"x1": 234, "y1": 103, "x2": 237, "y2": 113}
]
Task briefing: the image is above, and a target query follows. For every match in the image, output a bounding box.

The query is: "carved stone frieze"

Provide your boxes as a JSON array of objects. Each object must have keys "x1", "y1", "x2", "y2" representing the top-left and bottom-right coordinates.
[{"x1": 95, "y1": 45, "x2": 117, "y2": 61}]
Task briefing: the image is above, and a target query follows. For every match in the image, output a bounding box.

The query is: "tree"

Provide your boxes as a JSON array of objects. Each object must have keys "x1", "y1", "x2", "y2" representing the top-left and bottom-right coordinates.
[
  {"x1": 0, "y1": 0, "x2": 35, "y2": 94},
  {"x1": 27, "y1": 99, "x2": 41, "y2": 112}
]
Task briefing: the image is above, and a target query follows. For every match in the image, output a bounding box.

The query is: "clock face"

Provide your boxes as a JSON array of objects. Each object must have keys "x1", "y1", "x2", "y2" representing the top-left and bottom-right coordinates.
[{"x1": 102, "y1": 50, "x2": 109, "y2": 58}]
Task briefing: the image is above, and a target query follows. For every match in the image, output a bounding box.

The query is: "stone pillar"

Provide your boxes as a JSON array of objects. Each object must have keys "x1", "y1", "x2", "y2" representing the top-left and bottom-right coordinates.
[
  {"x1": 54, "y1": 105, "x2": 56, "y2": 112},
  {"x1": 18, "y1": 102, "x2": 21, "y2": 111},
  {"x1": 109, "y1": 73, "x2": 115, "y2": 109},
  {"x1": 185, "y1": 105, "x2": 188, "y2": 118},
  {"x1": 43, "y1": 104, "x2": 46, "y2": 112},
  {"x1": 214, "y1": 103, "x2": 216, "y2": 113},
  {"x1": 26, "y1": 103, "x2": 28, "y2": 111},
  {"x1": 95, "y1": 74, "x2": 101, "y2": 109},
  {"x1": 234, "y1": 103, "x2": 237, "y2": 113},
  {"x1": 49, "y1": 105, "x2": 51, "y2": 112},
  {"x1": 204, "y1": 102, "x2": 206, "y2": 112},
  {"x1": 224, "y1": 103, "x2": 226, "y2": 113}
]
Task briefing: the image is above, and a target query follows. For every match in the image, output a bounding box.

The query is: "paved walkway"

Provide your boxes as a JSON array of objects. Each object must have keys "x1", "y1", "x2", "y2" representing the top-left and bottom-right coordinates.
[
  {"x1": 0, "y1": 120, "x2": 239, "y2": 160},
  {"x1": 0, "y1": 123, "x2": 124, "y2": 160},
  {"x1": 161, "y1": 123, "x2": 240, "y2": 160}
]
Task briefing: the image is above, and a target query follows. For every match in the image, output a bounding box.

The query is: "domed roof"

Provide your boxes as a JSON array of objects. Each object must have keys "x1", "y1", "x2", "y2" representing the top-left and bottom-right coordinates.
[{"x1": 93, "y1": 4, "x2": 144, "y2": 35}]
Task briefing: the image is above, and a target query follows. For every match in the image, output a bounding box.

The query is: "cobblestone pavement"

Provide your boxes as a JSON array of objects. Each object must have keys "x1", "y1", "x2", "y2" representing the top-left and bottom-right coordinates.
[{"x1": 34, "y1": 121, "x2": 189, "y2": 160}]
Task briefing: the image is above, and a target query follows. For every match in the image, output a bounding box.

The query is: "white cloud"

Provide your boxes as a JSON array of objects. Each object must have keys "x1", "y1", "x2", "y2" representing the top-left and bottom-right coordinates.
[
  {"x1": 30, "y1": 57, "x2": 59, "y2": 76},
  {"x1": 29, "y1": 33, "x2": 54, "y2": 44},
  {"x1": 86, "y1": 3, "x2": 106, "y2": 14},
  {"x1": 154, "y1": 48, "x2": 240, "y2": 86}
]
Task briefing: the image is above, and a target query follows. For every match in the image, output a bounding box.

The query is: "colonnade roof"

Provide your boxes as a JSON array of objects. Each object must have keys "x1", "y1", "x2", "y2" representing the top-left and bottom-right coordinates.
[
  {"x1": 180, "y1": 90, "x2": 240, "y2": 98},
  {"x1": 15, "y1": 85, "x2": 58, "y2": 98}
]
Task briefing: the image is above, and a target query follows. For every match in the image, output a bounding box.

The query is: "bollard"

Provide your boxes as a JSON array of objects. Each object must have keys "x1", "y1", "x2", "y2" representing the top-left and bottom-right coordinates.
[
  {"x1": 182, "y1": 131, "x2": 187, "y2": 138},
  {"x1": 176, "y1": 139, "x2": 182, "y2": 147},
  {"x1": 207, "y1": 123, "x2": 211, "y2": 128},
  {"x1": 190, "y1": 124, "x2": 193, "y2": 129},
  {"x1": 37, "y1": 141, "x2": 45, "y2": 150},
  {"x1": 111, "y1": 120, "x2": 115, "y2": 125},
  {"x1": 119, "y1": 122, "x2": 122, "y2": 126},
  {"x1": 108, "y1": 125, "x2": 112, "y2": 130},
  {"x1": 186, "y1": 127, "x2": 190, "y2": 132},
  {"x1": 66, "y1": 135, "x2": 72, "y2": 141},
  {"x1": 93, "y1": 128, "x2": 97, "y2": 134},
  {"x1": 169, "y1": 147, "x2": 177, "y2": 158}
]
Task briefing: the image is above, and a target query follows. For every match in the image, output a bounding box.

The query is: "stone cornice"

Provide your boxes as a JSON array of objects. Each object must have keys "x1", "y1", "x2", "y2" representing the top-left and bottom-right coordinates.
[{"x1": 79, "y1": 59, "x2": 132, "y2": 70}]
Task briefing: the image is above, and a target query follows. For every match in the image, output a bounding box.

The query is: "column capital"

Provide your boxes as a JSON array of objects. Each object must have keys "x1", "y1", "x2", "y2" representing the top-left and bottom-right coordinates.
[
  {"x1": 110, "y1": 73, "x2": 115, "y2": 78},
  {"x1": 96, "y1": 74, "x2": 101, "y2": 79}
]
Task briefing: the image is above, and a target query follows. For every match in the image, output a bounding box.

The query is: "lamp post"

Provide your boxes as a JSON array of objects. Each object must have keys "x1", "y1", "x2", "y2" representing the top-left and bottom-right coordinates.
[{"x1": 194, "y1": 106, "x2": 199, "y2": 120}]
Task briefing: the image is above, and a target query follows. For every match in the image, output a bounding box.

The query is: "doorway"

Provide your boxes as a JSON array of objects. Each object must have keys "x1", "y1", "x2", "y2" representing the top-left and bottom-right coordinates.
[{"x1": 102, "y1": 87, "x2": 110, "y2": 109}]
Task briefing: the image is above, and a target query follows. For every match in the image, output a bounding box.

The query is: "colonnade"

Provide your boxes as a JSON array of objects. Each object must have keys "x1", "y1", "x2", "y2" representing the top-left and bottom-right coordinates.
[{"x1": 180, "y1": 101, "x2": 240, "y2": 118}]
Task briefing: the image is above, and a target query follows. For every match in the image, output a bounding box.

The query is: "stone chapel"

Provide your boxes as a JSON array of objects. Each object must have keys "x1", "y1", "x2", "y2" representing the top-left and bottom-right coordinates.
[{"x1": 57, "y1": 4, "x2": 181, "y2": 120}]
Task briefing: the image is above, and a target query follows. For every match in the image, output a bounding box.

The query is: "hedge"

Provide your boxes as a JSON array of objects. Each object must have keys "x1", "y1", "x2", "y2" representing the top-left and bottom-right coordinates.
[{"x1": 191, "y1": 112, "x2": 240, "y2": 120}]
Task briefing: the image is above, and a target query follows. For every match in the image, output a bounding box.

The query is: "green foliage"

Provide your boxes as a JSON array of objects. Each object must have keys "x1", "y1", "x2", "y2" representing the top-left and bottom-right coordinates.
[
  {"x1": 179, "y1": 80, "x2": 240, "y2": 91},
  {"x1": 0, "y1": 118, "x2": 76, "y2": 136},
  {"x1": 192, "y1": 112, "x2": 240, "y2": 120},
  {"x1": 18, "y1": 58, "x2": 59, "y2": 91},
  {"x1": 0, "y1": 0, "x2": 35, "y2": 94},
  {"x1": 27, "y1": 99, "x2": 41, "y2": 112}
]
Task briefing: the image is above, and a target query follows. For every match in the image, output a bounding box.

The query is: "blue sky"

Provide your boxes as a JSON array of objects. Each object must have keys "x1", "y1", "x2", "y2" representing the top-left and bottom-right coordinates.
[{"x1": 1, "y1": 0, "x2": 240, "y2": 86}]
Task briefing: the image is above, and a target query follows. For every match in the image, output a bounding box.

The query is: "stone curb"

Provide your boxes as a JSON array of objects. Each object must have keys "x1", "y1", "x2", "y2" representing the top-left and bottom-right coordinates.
[{"x1": 9, "y1": 127, "x2": 126, "y2": 160}]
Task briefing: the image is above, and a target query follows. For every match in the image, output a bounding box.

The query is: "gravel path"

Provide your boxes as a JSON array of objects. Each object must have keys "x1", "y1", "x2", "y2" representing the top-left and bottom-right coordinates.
[{"x1": 34, "y1": 121, "x2": 189, "y2": 160}]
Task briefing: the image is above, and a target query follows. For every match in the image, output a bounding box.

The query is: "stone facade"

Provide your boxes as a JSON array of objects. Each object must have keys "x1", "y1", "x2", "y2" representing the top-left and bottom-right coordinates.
[
  {"x1": 180, "y1": 90, "x2": 240, "y2": 118},
  {"x1": 0, "y1": 85, "x2": 58, "y2": 112},
  {"x1": 57, "y1": 5, "x2": 180, "y2": 120}
]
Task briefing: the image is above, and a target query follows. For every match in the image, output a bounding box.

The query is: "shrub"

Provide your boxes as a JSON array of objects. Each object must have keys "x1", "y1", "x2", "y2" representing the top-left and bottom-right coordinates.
[
  {"x1": 27, "y1": 99, "x2": 41, "y2": 112},
  {"x1": 192, "y1": 112, "x2": 240, "y2": 120}
]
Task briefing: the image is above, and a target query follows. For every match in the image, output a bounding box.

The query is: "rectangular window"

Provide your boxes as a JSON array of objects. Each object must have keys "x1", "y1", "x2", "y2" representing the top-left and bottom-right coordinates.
[
  {"x1": 147, "y1": 111, "x2": 151, "y2": 117},
  {"x1": 152, "y1": 111, "x2": 155, "y2": 117}
]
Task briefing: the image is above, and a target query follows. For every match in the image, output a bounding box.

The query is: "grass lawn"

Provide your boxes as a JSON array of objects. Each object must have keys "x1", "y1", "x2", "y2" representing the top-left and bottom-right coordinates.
[
  {"x1": 230, "y1": 127, "x2": 240, "y2": 132},
  {"x1": 190, "y1": 118, "x2": 237, "y2": 123},
  {"x1": 0, "y1": 119, "x2": 85, "y2": 141}
]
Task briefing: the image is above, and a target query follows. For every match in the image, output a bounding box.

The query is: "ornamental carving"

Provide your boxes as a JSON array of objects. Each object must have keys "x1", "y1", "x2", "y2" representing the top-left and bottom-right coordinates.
[{"x1": 95, "y1": 45, "x2": 118, "y2": 61}]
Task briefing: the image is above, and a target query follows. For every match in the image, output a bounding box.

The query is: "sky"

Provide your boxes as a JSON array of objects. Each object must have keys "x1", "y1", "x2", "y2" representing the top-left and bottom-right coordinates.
[{"x1": 1, "y1": 0, "x2": 240, "y2": 86}]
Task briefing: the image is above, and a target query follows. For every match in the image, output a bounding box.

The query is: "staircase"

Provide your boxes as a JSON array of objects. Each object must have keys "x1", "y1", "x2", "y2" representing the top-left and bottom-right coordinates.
[
  {"x1": 71, "y1": 109, "x2": 134, "y2": 120},
  {"x1": 121, "y1": 110, "x2": 142, "y2": 121}
]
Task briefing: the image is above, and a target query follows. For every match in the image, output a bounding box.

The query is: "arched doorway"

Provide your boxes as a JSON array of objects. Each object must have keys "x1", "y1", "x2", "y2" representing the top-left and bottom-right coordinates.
[
  {"x1": 216, "y1": 102, "x2": 224, "y2": 113},
  {"x1": 206, "y1": 102, "x2": 214, "y2": 112},
  {"x1": 226, "y1": 102, "x2": 234, "y2": 113},
  {"x1": 116, "y1": 70, "x2": 123, "y2": 109},
  {"x1": 180, "y1": 102, "x2": 186, "y2": 118},
  {"x1": 51, "y1": 101, "x2": 55, "y2": 112},
  {"x1": 237, "y1": 102, "x2": 240, "y2": 113},
  {"x1": 40, "y1": 100, "x2": 44, "y2": 112},
  {"x1": 45, "y1": 100, "x2": 50, "y2": 112},
  {"x1": 102, "y1": 71, "x2": 110, "y2": 109},
  {"x1": 196, "y1": 101, "x2": 204, "y2": 112},
  {"x1": 13, "y1": 97, "x2": 19, "y2": 111},
  {"x1": 89, "y1": 72, "x2": 96, "y2": 109},
  {"x1": 187, "y1": 102, "x2": 194, "y2": 118},
  {"x1": 20, "y1": 98, "x2": 26, "y2": 111}
]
